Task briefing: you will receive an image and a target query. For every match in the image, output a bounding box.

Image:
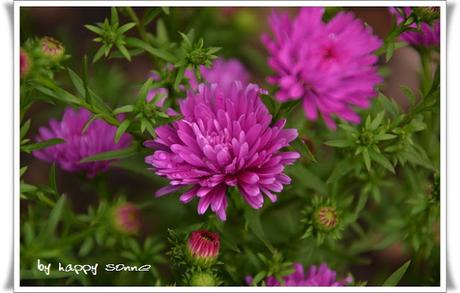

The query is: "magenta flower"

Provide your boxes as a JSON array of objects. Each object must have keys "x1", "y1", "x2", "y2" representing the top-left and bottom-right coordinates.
[
  {"x1": 261, "y1": 8, "x2": 382, "y2": 129},
  {"x1": 389, "y1": 7, "x2": 440, "y2": 47},
  {"x1": 33, "y1": 107, "x2": 132, "y2": 177},
  {"x1": 186, "y1": 230, "x2": 220, "y2": 267},
  {"x1": 185, "y1": 58, "x2": 250, "y2": 94},
  {"x1": 113, "y1": 202, "x2": 141, "y2": 234},
  {"x1": 144, "y1": 82, "x2": 299, "y2": 221},
  {"x1": 246, "y1": 263, "x2": 353, "y2": 286}
]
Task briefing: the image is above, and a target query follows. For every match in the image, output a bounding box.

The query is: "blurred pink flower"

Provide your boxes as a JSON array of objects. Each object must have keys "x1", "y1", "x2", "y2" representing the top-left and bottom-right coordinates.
[
  {"x1": 261, "y1": 7, "x2": 382, "y2": 129},
  {"x1": 113, "y1": 202, "x2": 141, "y2": 234},
  {"x1": 246, "y1": 263, "x2": 353, "y2": 286},
  {"x1": 33, "y1": 108, "x2": 132, "y2": 177}
]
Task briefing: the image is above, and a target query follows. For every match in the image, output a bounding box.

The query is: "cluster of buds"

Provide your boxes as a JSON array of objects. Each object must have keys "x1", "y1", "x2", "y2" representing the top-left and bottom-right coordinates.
[
  {"x1": 20, "y1": 36, "x2": 66, "y2": 79},
  {"x1": 301, "y1": 196, "x2": 343, "y2": 244}
]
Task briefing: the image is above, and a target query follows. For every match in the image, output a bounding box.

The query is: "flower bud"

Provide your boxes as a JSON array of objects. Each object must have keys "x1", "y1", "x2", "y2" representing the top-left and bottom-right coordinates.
[
  {"x1": 186, "y1": 230, "x2": 220, "y2": 268},
  {"x1": 40, "y1": 36, "x2": 65, "y2": 61},
  {"x1": 314, "y1": 206, "x2": 338, "y2": 231},
  {"x1": 189, "y1": 271, "x2": 218, "y2": 286},
  {"x1": 20, "y1": 49, "x2": 31, "y2": 78},
  {"x1": 412, "y1": 7, "x2": 440, "y2": 25},
  {"x1": 113, "y1": 203, "x2": 141, "y2": 234}
]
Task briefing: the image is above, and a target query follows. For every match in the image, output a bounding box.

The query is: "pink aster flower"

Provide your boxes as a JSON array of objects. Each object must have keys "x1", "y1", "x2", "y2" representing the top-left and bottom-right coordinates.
[
  {"x1": 144, "y1": 82, "x2": 300, "y2": 221},
  {"x1": 33, "y1": 107, "x2": 132, "y2": 177},
  {"x1": 246, "y1": 263, "x2": 353, "y2": 286},
  {"x1": 185, "y1": 58, "x2": 250, "y2": 94},
  {"x1": 389, "y1": 7, "x2": 440, "y2": 47},
  {"x1": 261, "y1": 8, "x2": 382, "y2": 129}
]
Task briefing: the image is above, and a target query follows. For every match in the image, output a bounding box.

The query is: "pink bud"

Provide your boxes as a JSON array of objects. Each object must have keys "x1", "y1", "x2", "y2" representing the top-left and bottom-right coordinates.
[
  {"x1": 186, "y1": 230, "x2": 220, "y2": 267},
  {"x1": 113, "y1": 203, "x2": 141, "y2": 234}
]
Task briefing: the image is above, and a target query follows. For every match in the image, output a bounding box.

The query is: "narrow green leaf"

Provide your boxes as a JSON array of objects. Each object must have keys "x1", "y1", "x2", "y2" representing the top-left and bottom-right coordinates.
[
  {"x1": 116, "y1": 43, "x2": 131, "y2": 61},
  {"x1": 370, "y1": 111, "x2": 385, "y2": 130},
  {"x1": 244, "y1": 208, "x2": 274, "y2": 253},
  {"x1": 20, "y1": 183, "x2": 37, "y2": 193},
  {"x1": 126, "y1": 37, "x2": 175, "y2": 62},
  {"x1": 111, "y1": 7, "x2": 119, "y2": 27},
  {"x1": 20, "y1": 119, "x2": 31, "y2": 140},
  {"x1": 325, "y1": 139, "x2": 352, "y2": 148},
  {"x1": 93, "y1": 45, "x2": 106, "y2": 63},
  {"x1": 84, "y1": 24, "x2": 104, "y2": 35},
  {"x1": 327, "y1": 159, "x2": 354, "y2": 183},
  {"x1": 362, "y1": 149, "x2": 371, "y2": 171},
  {"x1": 383, "y1": 260, "x2": 411, "y2": 286},
  {"x1": 174, "y1": 67, "x2": 186, "y2": 91},
  {"x1": 20, "y1": 166, "x2": 28, "y2": 177},
  {"x1": 161, "y1": 7, "x2": 169, "y2": 15},
  {"x1": 114, "y1": 105, "x2": 135, "y2": 115},
  {"x1": 79, "y1": 145, "x2": 137, "y2": 163},
  {"x1": 117, "y1": 22, "x2": 136, "y2": 34},
  {"x1": 115, "y1": 119, "x2": 131, "y2": 144},
  {"x1": 21, "y1": 138, "x2": 65, "y2": 153},
  {"x1": 46, "y1": 196, "x2": 66, "y2": 236},
  {"x1": 67, "y1": 68, "x2": 85, "y2": 97},
  {"x1": 369, "y1": 149, "x2": 395, "y2": 174},
  {"x1": 49, "y1": 163, "x2": 57, "y2": 192}
]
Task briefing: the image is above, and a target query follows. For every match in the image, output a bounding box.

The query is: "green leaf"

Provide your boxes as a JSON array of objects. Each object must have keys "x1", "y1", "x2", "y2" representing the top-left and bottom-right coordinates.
[
  {"x1": 93, "y1": 45, "x2": 107, "y2": 63},
  {"x1": 126, "y1": 37, "x2": 176, "y2": 62},
  {"x1": 79, "y1": 145, "x2": 137, "y2": 163},
  {"x1": 174, "y1": 67, "x2": 186, "y2": 91},
  {"x1": 251, "y1": 271, "x2": 267, "y2": 286},
  {"x1": 116, "y1": 43, "x2": 131, "y2": 61},
  {"x1": 369, "y1": 149, "x2": 395, "y2": 174},
  {"x1": 143, "y1": 8, "x2": 161, "y2": 26},
  {"x1": 20, "y1": 119, "x2": 31, "y2": 140},
  {"x1": 114, "y1": 105, "x2": 135, "y2": 115},
  {"x1": 111, "y1": 7, "x2": 119, "y2": 27},
  {"x1": 327, "y1": 159, "x2": 354, "y2": 183},
  {"x1": 67, "y1": 68, "x2": 85, "y2": 97},
  {"x1": 21, "y1": 183, "x2": 37, "y2": 193},
  {"x1": 84, "y1": 24, "x2": 104, "y2": 35},
  {"x1": 46, "y1": 196, "x2": 66, "y2": 236},
  {"x1": 49, "y1": 163, "x2": 57, "y2": 192},
  {"x1": 325, "y1": 139, "x2": 352, "y2": 148},
  {"x1": 370, "y1": 111, "x2": 385, "y2": 130},
  {"x1": 115, "y1": 119, "x2": 131, "y2": 144},
  {"x1": 161, "y1": 7, "x2": 170, "y2": 15},
  {"x1": 400, "y1": 85, "x2": 417, "y2": 106},
  {"x1": 117, "y1": 22, "x2": 136, "y2": 34},
  {"x1": 382, "y1": 260, "x2": 411, "y2": 286},
  {"x1": 362, "y1": 149, "x2": 372, "y2": 171},
  {"x1": 21, "y1": 138, "x2": 65, "y2": 153},
  {"x1": 244, "y1": 208, "x2": 274, "y2": 253},
  {"x1": 20, "y1": 166, "x2": 28, "y2": 177}
]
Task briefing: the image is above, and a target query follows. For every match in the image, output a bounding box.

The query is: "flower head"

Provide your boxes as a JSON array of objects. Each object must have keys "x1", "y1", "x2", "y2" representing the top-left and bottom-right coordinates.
[
  {"x1": 261, "y1": 8, "x2": 382, "y2": 129},
  {"x1": 33, "y1": 107, "x2": 132, "y2": 177},
  {"x1": 144, "y1": 82, "x2": 299, "y2": 220},
  {"x1": 186, "y1": 58, "x2": 250, "y2": 94},
  {"x1": 113, "y1": 202, "x2": 141, "y2": 234},
  {"x1": 389, "y1": 7, "x2": 440, "y2": 47},
  {"x1": 40, "y1": 36, "x2": 65, "y2": 60},
  {"x1": 186, "y1": 230, "x2": 220, "y2": 267},
  {"x1": 20, "y1": 49, "x2": 31, "y2": 78},
  {"x1": 246, "y1": 263, "x2": 352, "y2": 286}
]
